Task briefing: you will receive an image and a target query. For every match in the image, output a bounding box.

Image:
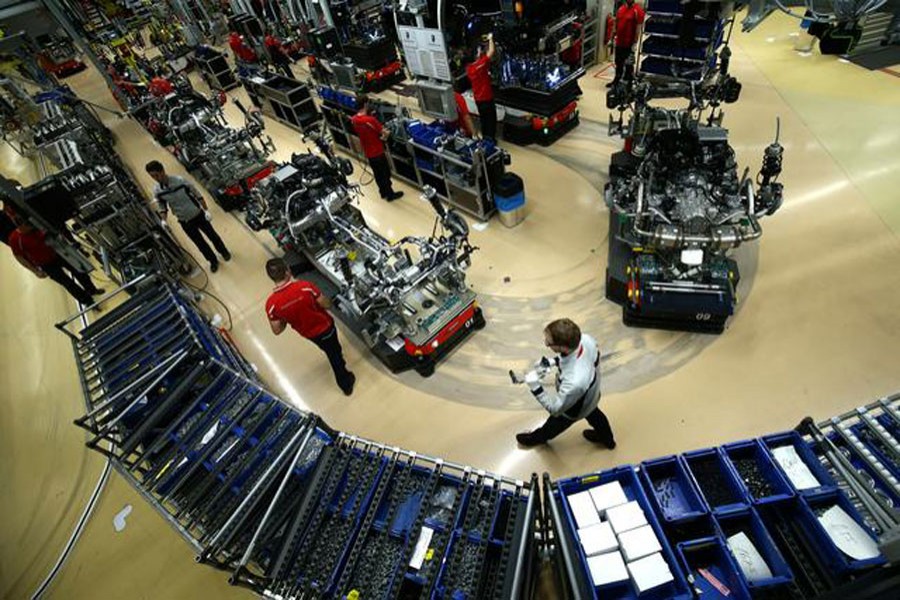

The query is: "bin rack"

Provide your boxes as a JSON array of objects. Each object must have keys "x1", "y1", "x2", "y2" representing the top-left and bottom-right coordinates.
[
  {"x1": 317, "y1": 90, "x2": 505, "y2": 221},
  {"x1": 195, "y1": 46, "x2": 240, "y2": 92},
  {"x1": 56, "y1": 275, "x2": 328, "y2": 551},
  {"x1": 242, "y1": 72, "x2": 321, "y2": 134},
  {"x1": 494, "y1": 76, "x2": 583, "y2": 147},
  {"x1": 59, "y1": 279, "x2": 898, "y2": 598}
]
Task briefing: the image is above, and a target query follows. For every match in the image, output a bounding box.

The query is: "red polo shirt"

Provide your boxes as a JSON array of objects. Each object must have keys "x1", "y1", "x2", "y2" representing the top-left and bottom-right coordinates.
[
  {"x1": 452, "y1": 92, "x2": 473, "y2": 136},
  {"x1": 466, "y1": 54, "x2": 494, "y2": 102},
  {"x1": 266, "y1": 280, "x2": 333, "y2": 339},
  {"x1": 9, "y1": 228, "x2": 57, "y2": 267},
  {"x1": 615, "y1": 3, "x2": 646, "y2": 48},
  {"x1": 351, "y1": 113, "x2": 385, "y2": 159}
]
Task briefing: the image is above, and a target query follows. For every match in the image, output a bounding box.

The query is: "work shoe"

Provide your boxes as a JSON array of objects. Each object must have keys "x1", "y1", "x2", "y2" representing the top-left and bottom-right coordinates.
[
  {"x1": 386, "y1": 191, "x2": 404, "y2": 202},
  {"x1": 515, "y1": 431, "x2": 546, "y2": 448},
  {"x1": 341, "y1": 373, "x2": 356, "y2": 396},
  {"x1": 90, "y1": 287, "x2": 106, "y2": 296},
  {"x1": 583, "y1": 430, "x2": 616, "y2": 449},
  {"x1": 210, "y1": 261, "x2": 219, "y2": 273},
  {"x1": 606, "y1": 81, "x2": 617, "y2": 88},
  {"x1": 221, "y1": 249, "x2": 232, "y2": 261}
]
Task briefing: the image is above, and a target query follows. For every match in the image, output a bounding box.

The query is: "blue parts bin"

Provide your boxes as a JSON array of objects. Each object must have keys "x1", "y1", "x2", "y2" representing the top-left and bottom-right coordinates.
[
  {"x1": 762, "y1": 431, "x2": 838, "y2": 495},
  {"x1": 797, "y1": 490, "x2": 886, "y2": 573},
  {"x1": 714, "y1": 508, "x2": 794, "y2": 589},
  {"x1": 722, "y1": 440, "x2": 796, "y2": 504},
  {"x1": 552, "y1": 466, "x2": 692, "y2": 599},
  {"x1": 640, "y1": 455, "x2": 708, "y2": 523},
  {"x1": 676, "y1": 537, "x2": 752, "y2": 600},
  {"x1": 682, "y1": 448, "x2": 749, "y2": 514}
]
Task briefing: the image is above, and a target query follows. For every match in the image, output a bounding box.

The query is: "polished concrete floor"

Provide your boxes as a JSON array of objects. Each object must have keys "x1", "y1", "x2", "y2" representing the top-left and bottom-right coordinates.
[{"x1": 2, "y1": 13, "x2": 900, "y2": 599}]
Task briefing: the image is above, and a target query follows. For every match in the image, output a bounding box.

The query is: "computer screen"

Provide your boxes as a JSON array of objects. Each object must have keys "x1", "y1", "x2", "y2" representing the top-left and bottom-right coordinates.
[{"x1": 417, "y1": 83, "x2": 456, "y2": 121}]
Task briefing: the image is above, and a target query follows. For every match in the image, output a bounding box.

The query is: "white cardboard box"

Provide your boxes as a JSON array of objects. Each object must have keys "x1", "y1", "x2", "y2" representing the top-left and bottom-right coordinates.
[
  {"x1": 618, "y1": 524, "x2": 663, "y2": 562},
  {"x1": 578, "y1": 521, "x2": 618, "y2": 556},
  {"x1": 567, "y1": 490, "x2": 601, "y2": 529},
  {"x1": 588, "y1": 481, "x2": 629, "y2": 516},
  {"x1": 587, "y1": 550, "x2": 629, "y2": 586},
  {"x1": 606, "y1": 500, "x2": 648, "y2": 535},
  {"x1": 627, "y1": 552, "x2": 674, "y2": 594}
]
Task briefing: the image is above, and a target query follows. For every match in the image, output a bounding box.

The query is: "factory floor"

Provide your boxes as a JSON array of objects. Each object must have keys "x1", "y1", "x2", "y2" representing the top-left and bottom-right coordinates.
[{"x1": 2, "y1": 13, "x2": 900, "y2": 600}]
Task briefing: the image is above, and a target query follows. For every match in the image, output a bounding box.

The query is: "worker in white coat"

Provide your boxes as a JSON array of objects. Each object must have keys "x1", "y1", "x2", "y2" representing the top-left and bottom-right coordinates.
[{"x1": 516, "y1": 318, "x2": 616, "y2": 449}]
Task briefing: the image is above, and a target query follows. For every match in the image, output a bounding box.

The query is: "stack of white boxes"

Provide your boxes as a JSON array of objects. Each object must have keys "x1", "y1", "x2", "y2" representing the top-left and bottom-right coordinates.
[{"x1": 567, "y1": 479, "x2": 676, "y2": 595}]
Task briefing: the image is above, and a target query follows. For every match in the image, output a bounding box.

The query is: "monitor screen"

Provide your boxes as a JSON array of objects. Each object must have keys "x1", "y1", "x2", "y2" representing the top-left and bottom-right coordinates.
[{"x1": 418, "y1": 84, "x2": 456, "y2": 120}]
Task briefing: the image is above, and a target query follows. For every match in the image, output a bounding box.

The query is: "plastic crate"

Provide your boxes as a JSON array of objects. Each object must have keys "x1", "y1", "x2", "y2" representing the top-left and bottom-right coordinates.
[
  {"x1": 676, "y1": 537, "x2": 752, "y2": 599},
  {"x1": 715, "y1": 508, "x2": 793, "y2": 589},
  {"x1": 722, "y1": 440, "x2": 795, "y2": 504},
  {"x1": 682, "y1": 449, "x2": 749, "y2": 514},
  {"x1": 640, "y1": 456, "x2": 709, "y2": 523},
  {"x1": 555, "y1": 466, "x2": 692, "y2": 599},
  {"x1": 760, "y1": 432, "x2": 836, "y2": 496},
  {"x1": 796, "y1": 490, "x2": 886, "y2": 573}
]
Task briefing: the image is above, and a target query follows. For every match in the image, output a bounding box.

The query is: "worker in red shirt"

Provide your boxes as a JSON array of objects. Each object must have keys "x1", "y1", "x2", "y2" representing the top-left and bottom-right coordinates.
[
  {"x1": 265, "y1": 257, "x2": 356, "y2": 395},
  {"x1": 228, "y1": 31, "x2": 258, "y2": 64},
  {"x1": 450, "y1": 91, "x2": 475, "y2": 137},
  {"x1": 8, "y1": 221, "x2": 104, "y2": 307},
  {"x1": 264, "y1": 31, "x2": 293, "y2": 77},
  {"x1": 350, "y1": 94, "x2": 403, "y2": 202},
  {"x1": 610, "y1": 0, "x2": 646, "y2": 87},
  {"x1": 465, "y1": 33, "x2": 497, "y2": 140}
]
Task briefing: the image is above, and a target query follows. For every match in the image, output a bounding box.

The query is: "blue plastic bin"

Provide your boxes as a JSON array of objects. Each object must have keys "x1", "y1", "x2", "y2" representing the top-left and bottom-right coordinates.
[
  {"x1": 640, "y1": 455, "x2": 709, "y2": 523},
  {"x1": 682, "y1": 449, "x2": 749, "y2": 514},
  {"x1": 760, "y1": 431, "x2": 836, "y2": 495},
  {"x1": 797, "y1": 490, "x2": 886, "y2": 573},
  {"x1": 555, "y1": 466, "x2": 692, "y2": 600},
  {"x1": 714, "y1": 508, "x2": 793, "y2": 589},
  {"x1": 676, "y1": 537, "x2": 752, "y2": 600},
  {"x1": 722, "y1": 440, "x2": 795, "y2": 504}
]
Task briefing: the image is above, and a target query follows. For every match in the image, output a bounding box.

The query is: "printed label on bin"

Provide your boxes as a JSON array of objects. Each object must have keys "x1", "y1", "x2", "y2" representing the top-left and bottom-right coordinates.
[
  {"x1": 409, "y1": 526, "x2": 434, "y2": 570},
  {"x1": 727, "y1": 532, "x2": 772, "y2": 583},
  {"x1": 771, "y1": 445, "x2": 820, "y2": 490}
]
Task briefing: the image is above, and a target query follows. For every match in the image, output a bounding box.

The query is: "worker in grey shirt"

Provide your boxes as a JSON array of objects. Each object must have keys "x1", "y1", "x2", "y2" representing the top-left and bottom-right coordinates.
[
  {"x1": 516, "y1": 318, "x2": 616, "y2": 449},
  {"x1": 145, "y1": 160, "x2": 231, "y2": 272}
]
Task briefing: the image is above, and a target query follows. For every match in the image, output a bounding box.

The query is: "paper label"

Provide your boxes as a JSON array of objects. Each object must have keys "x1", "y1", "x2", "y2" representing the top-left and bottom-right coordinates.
[
  {"x1": 409, "y1": 527, "x2": 434, "y2": 570},
  {"x1": 772, "y1": 445, "x2": 820, "y2": 490}
]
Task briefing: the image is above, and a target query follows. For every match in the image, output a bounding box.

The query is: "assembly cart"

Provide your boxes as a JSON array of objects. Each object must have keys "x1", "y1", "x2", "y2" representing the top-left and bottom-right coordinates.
[
  {"x1": 318, "y1": 92, "x2": 505, "y2": 221},
  {"x1": 194, "y1": 46, "x2": 239, "y2": 91},
  {"x1": 495, "y1": 74, "x2": 583, "y2": 147},
  {"x1": 241, "y1": 72, "x2": 321, "y2": 134}
]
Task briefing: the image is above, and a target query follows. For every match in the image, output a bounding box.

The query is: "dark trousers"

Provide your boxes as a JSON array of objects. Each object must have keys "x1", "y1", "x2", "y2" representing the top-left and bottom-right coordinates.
[
  {"x1": 368, "y1": 154, "x2": 395, "y2": 199},
  {"x1": 613, "y1": 45, "x2": 633, "y2": 84},
  {"x1": 180, "y1": 214, "x2": 228, "y2": 265},
  {"x1": 475, "y1": 100, "x2": 497, "y2": 141},
  {"x1": 309, "y1": 325, "x2": 354, "y2": 392},
  {"x1": 530, "y1": 406, "x2": 615, "y2": 445},
  {"x1": 43, "y1": 259, "x2": 98, "y2": 306},
  {"x1": 271, "y1": 55, "x2": 293, "y2": 78}
]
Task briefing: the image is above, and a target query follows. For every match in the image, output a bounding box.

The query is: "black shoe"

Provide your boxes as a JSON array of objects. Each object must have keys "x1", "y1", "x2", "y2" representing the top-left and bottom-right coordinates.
[
  {"x1": 386, "y1": 191, "x2": 404, "y2": 202},
  {"x1": 210, "y1": 261, "x2": 219, "y2": 273},
  {"x1": 221, "y1": 250, "x2": 232, "y2": 262},
  {"x1": 583, "y1": 430, "x2": 616, "y2": 449},
  {"x1": 90, "y1": 287, "x2": 106, "y2": 296},
  {"x1": 606, "y1": 81, "x2": 617, "y2": 88},
  {"x1": 341, "y1": 373, "x2": 356, "y2": 396},
  {"x1": 516, "y1": 431, "x2": 545, "y2": 448}
]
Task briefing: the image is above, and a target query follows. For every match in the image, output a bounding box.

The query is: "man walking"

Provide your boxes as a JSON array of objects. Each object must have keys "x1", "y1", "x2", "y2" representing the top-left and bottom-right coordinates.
[
  {"x1": 351, "y1": 95, "x2": 403, "y2": 202},
  {"x1": 145, "y1": 161, "x2": 231, "y2": 272},
  {"x1": 516, "y1": 318, "x2": 616, "y2": 449},
  {"x1": 8, "y1": 220, "x2": 104, "y2": 306},
  {"x1": 609, "y1": 0, "x2": 646, "y2": 88},
  {"x1": 265, "y1": 257, "x2": 356, "y2": 396}
]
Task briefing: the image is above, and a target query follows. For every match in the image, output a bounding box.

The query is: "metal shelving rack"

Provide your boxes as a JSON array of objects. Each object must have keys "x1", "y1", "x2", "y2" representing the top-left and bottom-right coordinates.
[
  {"x1": 319, "y1": 97, "x2": 503, "y2": 221},
  {"x1": 195, "y1": 46, "x2": 240, "y2": 91},
  {"x1": 242, "y1": 73, "x2": 322, "y2": 134},
  {"x1": 59, "y1": 274, "x2": 539, "y2": 598}
]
